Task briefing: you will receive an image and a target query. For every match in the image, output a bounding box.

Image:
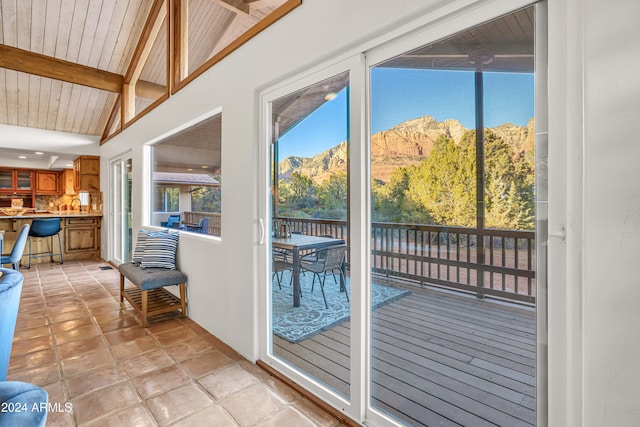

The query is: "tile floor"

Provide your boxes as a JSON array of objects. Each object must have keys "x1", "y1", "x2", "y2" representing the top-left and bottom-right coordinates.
[{"x1": 7, "y1": 259, "x2": 344, "y2": 427}]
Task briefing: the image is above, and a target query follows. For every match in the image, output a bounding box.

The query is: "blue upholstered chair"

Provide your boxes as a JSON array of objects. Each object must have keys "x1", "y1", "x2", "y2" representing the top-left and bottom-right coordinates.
[
  {"x1": 1, "y1": 224, "x2": 30, "y2": 270},
  {"x1": 160, "y1": 215, "x2": 180, "y2": 228},
  {"x1": 0, "y1": 268, "x2": 23, "y2": 381},
  {"x1": 0, "y1": 268, "x2": 48, "y2": 427},
  {"x1": 0, "y1": 382, "x2": 48, "y2": 426}
]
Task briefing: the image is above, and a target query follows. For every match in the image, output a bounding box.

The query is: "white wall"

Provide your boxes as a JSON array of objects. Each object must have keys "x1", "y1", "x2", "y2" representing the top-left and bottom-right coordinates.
[
  {"x1": 582, "y1": 0, "x2": 640, "y2": 424},
  {"x1": 98, "y1": 0, "x2": 640, "y2": 425}
]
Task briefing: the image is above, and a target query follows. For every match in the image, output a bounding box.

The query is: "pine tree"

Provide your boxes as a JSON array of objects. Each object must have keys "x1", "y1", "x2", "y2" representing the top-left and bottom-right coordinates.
[{"x1": 407, "y1": 134, "x2": 476, "y2": 226}]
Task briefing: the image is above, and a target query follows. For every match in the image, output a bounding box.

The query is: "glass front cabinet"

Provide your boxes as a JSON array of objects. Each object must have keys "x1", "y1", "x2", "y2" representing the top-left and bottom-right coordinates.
[{"x1": 0, "y1": 169, "x2": 33, "y2": 193}]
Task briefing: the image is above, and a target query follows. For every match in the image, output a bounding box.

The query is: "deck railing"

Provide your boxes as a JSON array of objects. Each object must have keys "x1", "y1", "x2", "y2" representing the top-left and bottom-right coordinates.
[
  {"x1": 183, "y1": 212, "x2": 221, "y2": 236},
  {"x1": 277, "y1": 216, "x2": 536, "y2": 304}
]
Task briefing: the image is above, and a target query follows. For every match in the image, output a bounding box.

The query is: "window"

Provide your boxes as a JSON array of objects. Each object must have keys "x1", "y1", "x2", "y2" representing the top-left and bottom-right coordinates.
[
  {"x1": 151, "y1": 112, "x2": 222, "y2": 235},
  {"x1": 154, "y1": 186, "x2": 180, "y2": 212}
]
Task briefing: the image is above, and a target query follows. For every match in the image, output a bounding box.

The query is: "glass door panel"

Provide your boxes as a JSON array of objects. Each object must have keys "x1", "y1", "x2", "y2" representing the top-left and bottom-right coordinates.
[
  {"x1": 268, "y1": 71, "x2": 351, "y2": 398},
  {"x1": 369, "y1": 6, "x2": 538, "y2": 426},
  {"x1": 111, "y1": 156, "x2": 133, "y2": 264},
  {"x1": 16, "y1": 171, "x2": 32, "y2": 190},
  {"x1": 0, "y1": 170, "x2": 12, "y2": 190},
  {"x1": 123, "y1": 159, "x2": 132, "y2": 262}
]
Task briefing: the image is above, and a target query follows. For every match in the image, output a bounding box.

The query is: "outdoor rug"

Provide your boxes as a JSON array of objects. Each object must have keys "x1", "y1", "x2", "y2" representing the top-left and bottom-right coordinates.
[{"x1": 272, "y1": 273, "x2": 410, "y2": 343}]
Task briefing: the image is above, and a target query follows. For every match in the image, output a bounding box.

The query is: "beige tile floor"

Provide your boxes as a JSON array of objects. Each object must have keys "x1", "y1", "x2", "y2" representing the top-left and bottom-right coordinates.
[{"x1": 7, "y1": 259, "x2": 344, "y2": 427}]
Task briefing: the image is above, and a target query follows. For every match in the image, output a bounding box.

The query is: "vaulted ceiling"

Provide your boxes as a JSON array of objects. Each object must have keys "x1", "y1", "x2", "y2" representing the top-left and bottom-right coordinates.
[{"x1": 0, "y1": 0, "x2": 296, "y2": 168}]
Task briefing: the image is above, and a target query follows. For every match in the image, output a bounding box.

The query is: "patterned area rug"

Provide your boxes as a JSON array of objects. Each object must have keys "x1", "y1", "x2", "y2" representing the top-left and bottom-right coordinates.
[{"x1": 272, "y1": 273, "x2": 410, "y2": 343}]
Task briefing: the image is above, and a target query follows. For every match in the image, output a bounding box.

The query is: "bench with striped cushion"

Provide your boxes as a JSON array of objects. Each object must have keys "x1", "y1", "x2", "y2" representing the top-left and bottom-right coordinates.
[{"x1": 119, "y1": 262, "x2": 187, "y2": 327}]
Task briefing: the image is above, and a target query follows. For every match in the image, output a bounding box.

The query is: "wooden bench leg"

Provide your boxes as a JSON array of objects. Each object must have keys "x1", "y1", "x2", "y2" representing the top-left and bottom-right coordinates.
[
  {"x1": 179, "y1": 283, "x2": 186, "y2": 319},
  {"x1": 141, "y1": 290, "x2": 148, "y2": 328},
  {"x1": 120, "y1": 274, "x2": 125, "y2": 303},
  {"x1": 119, "y1": 272, "x2": 186, "y2": 328}
]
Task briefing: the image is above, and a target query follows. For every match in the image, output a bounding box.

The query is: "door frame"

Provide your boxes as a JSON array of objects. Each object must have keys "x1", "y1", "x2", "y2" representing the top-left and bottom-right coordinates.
[
  {"x1": 108, "y1": 151, "x2": 133, "y2": 265},
  {"x1": 258, "y1": 54, "x2": 364, "y2": 420}
]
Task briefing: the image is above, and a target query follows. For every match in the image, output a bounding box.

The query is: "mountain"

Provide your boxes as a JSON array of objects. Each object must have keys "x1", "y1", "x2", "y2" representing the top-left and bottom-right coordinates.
[
  {"x1": 278, "y1": 141, "x2": 348, "y2": 184},
  {"x1": 278, "y1": 115, "x2": 533, "y2": 183}
]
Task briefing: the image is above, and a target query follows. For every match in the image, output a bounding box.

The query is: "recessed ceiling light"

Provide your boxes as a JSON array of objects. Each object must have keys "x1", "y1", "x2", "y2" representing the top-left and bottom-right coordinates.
[
  {"x1": 18, "y1": 155, "x2": 27, "y2": 159},
  {"x1": 324, "y1": 92, "x2": 337, "y2": 101},
  {"x1": 34, "y1": 151, "x2": 44, "y2": 155},
  {"x1": 201, "y1": 165, "x2": 208, "y2": 169},
  {"x1": 187, "y1": 168, "x2": 193, "y2": 171}
]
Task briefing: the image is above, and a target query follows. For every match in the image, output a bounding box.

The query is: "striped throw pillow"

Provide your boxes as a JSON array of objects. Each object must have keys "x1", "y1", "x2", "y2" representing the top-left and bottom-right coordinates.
[
  {"x1": 132, "y1": 229, "x2": 167, "y2": 263},
  {"x1": 140, "y1": 232, "x2": 179, "y2": 269}
]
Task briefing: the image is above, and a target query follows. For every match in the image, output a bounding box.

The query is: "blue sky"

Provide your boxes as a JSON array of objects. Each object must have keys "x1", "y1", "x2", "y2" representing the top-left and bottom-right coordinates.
[{"x1": 278, "y1": 68, "x2": 534, "y2": 159}]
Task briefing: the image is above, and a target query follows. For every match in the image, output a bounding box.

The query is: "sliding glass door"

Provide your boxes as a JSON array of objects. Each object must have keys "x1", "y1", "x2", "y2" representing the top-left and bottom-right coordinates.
[
  {"x1": 110, "y1": 155, "x2": 133, "y2": 264},
  {"x1": 368, "y1": 6, "x2": 539, "y2": 426},
  {"x1": 265, "y1": 65, "x2": 353, "y2": 402},
  {"x1": 260, "y1": 3, "x2": 545, "y2": 426}
]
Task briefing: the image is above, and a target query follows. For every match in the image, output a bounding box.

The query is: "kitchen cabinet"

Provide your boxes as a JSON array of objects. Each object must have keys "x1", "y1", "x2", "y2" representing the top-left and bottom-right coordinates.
[
  {"x1": 35, "y1": 171, "x2": 60, "y2": 195},
  {"x1": 62, "y1": 169, "x2": 75, "y2": 195},
  {"x1": 73, "y1": 156, "x2": 100, "y2": 192},
  {"x1": 0, "y1": 215, "x2": 102, "y2": 264},
  {"x1": 64, "y1": 217, "x2": 100, "y2": 255},
  {"x1": 0, "y1": 169, "x2": 33, "y2": 194}
]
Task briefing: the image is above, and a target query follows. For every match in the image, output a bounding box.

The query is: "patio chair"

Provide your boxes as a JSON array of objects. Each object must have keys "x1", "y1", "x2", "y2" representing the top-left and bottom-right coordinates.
[
  {"x1": 300, "y1": 244, "x2": 348, "y2": 309},
  {"x1": 272, "y1": 257, "x2": 293, "y2": 290},
  {"x1": 1, "y1": 223, "x2": 30, "y2": 270},
  {"x1": 185, "y1": 217, "x2": 209, "y2": 234},
  {"x1": 300, "y1": 234, "x2": 335, "y2": 280},
  {"x1": 161, "y1": 215, "x2": 180, "y2": 228}
]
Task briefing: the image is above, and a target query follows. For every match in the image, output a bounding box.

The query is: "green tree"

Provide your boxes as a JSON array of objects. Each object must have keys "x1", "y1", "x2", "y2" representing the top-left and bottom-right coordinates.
[
  {"x1": 372, "y1": 168, "x2": 433, "y2": 224},
  {"x1": 407, "y1": 134, "x2": 476, "y2": 226},
  {"x1": 277, "y1": 172, "x2": 316, "y2": 217},
  {"x1": 316, "y1": 172, "x2": 347, "y2": 219},
  {"x1": 191, "y1": 175, "x2": 221, "y2": 213},
  {"x1": 483, "y1": 131, "x2": 534, "y2": 229}
]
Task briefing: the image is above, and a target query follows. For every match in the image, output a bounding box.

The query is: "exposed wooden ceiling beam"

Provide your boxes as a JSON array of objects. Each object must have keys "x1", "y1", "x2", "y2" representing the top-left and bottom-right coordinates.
[
  {"x1": 0, "y1": 44, "x2": 123, "y2": 93},
  {"x1": 174, "y1": 0, "x2": 189, "y2": 82},
  {"x1": 122, "y1": 0, "x2": 168, "y2": 125},
  {"x1": 125, "y1": 0, "x2": 168, "y2": 84},
  {"x1": 210, "y1": 0, "x2": 250, "y2": 17},
  {"x1": 136, "y1": 80, "x2": 167, "y2": 99}
]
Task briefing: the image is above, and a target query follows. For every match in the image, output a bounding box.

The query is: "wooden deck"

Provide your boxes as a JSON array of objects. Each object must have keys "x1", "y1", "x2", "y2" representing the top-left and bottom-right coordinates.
[{"x1": 274, "y1": 279, "x2": 536, "y2": 426}]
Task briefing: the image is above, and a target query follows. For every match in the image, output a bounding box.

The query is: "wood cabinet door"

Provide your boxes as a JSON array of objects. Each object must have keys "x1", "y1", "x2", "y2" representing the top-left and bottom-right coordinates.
[
  {"x1": 78, "y1": 174, "x2": 100, "y2": 192},
  {"x1": 62, "y1": 169, "x2": 75, "y2": 195},
  {"x1": 36, "y1": 171, "x2": 59, "y2": 194},
  {"x1": 73, "y1": 157, "x2": 100, "y2": 191},
  {"x1": 81, "y1": 158, "x2": 100, "y2": 175},
  {"x1": 64, "y1": 227, "x2": 98, "y2": 253}
]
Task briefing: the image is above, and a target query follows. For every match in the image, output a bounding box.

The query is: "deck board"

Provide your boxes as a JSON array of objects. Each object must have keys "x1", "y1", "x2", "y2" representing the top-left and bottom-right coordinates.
[{"x1": 273, "y1": 280, "x2": 536, "y2": 426}]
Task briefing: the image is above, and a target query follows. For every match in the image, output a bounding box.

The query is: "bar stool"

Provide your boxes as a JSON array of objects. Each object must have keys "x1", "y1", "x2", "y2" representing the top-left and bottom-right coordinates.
[{"x1": 27, "y1": 218, "x2": 64, "y2": 269}]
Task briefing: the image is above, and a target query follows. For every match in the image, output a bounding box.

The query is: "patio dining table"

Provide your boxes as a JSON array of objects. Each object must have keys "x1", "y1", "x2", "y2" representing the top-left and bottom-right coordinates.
[{"x1": 272, "y1": 234, "x2": 345, "y2": 307}]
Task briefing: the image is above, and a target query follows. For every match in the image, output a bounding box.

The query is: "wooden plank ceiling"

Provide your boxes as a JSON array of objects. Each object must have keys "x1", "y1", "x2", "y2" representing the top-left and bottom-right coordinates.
[{"x1": 0, "y1": 0, "x2": 288, "y2": 138}]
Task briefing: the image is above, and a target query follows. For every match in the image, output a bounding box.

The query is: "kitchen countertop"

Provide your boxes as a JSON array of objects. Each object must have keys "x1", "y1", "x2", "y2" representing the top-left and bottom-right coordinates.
[{"x1": 0, "y1": 211, "x2": 103, "y2": 219}]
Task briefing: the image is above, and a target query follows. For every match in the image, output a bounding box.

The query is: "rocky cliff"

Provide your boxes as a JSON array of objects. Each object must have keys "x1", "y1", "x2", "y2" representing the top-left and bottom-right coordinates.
[{"x1": 278, "y1": 115, "x2": 533, "y2": 183}]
